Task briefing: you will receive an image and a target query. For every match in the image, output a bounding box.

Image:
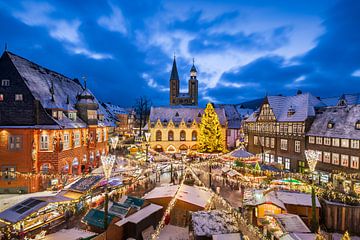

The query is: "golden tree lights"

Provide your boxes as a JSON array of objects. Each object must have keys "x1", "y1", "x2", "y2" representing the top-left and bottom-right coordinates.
[{"x1": 198, "y1": 103, "x2": 226, "y2": 153}]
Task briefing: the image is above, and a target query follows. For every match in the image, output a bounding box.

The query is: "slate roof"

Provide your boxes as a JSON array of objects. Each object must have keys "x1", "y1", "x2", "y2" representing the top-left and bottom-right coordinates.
[
  {"x1": 149, "y1": 106, "x2": 227, "y2": 126},
  {"x1": 307, "y1": 105, "x2": 360, "y2": 140},
  {"x1": 215, "y1": 104, "x2": 241, "y2": 129},
  {"x1": 5, "y1": 51, "x2": 113, "y2": 127},
  {"x1": 170, "y1": 57, "x2": 179, "y2": 80},
  {"x1": 322, "y1": 93, "x2": 360, "y2": 107},
  {"x1": 246, "y1": 93, "x2": 325, "y2": 122}
]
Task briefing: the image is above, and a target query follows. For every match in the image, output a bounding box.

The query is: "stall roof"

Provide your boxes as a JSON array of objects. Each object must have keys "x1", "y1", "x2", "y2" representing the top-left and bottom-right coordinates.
[
  {"x1": 115, "y1": 203, "x2": 163, "y2": 227},
  {"x1": 0, "y1": 198, "x2": 48, "y2": 223},
  {"x1": 230, "y1": 148, "x2": 254, "y2": 158},
  {"x1": 82, "y1": 209, "x2": 116, "y2": 229},
  {"x1": 280, "y1": 233, "x2": 317, "y2": 240},
  {"x1": 44, "y1": 228, "x2": 96, "y2": 240},
  {"x1": 69, "y1": 175, "x2": 102, "y2": 193},
  {"x1": 192, "y1": 210, "x2": 240, "y2": 237},
  {"x1": 158, "y1": 225, "x2": 189, "y2": 240},
  {"x1": 273, "y1": 214, "x2": 311, "y2": 233},
  {"x1": 144, "y1": 184, "x2": 212, "y2": 208},
  {"x1": 212, "y1": 233, "x2": 242, "y2": 240}
]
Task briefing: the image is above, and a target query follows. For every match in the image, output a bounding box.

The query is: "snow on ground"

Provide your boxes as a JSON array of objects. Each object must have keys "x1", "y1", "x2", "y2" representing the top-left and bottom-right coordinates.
[{"x1": 44, "y1": 228, "x2": 96, "y2": 240}]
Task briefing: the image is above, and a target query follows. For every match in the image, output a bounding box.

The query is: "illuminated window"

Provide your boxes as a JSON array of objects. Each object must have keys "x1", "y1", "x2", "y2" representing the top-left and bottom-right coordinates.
[
  {"x1": 63, "y1": 134, "x2": 70, "y2": 149},
  {"x1": 350, "y1": 139, "x2": 359, "y2": 149},
  {"x1": 0, "y1": 94, "x2": 3, "y2": 101},
  {"x1": 103, "y1": 129, "x2": 107, "y2": 141},
  {"x1": 40, "y1": 135, "x2": 49, "y2": 150},
  {"x1": 284, "y1": 158, "x2": 290, "y2": 170},
  {"x1": 192, "y1": 131, "x2": 197, "y2": 141},
  {"x1": 280, "y1": 139, "x2": 288, "y2": 150},
  {"x1": 356, "y1": 121, "x2": 360, "y2": 130},
  {"x1": 341, "y1": 139, "x2": 349, "y2": 148},
  {"x1": 341, "y1": 155, "x2": 349, "y2": 167},
  {"x1": 87, "y1": 110, "x2": 97, "y2": 120},
  {"x1": 2, "y1": 166, "x2": 16, "y2": 180},
  {"x1": 350, "y1": 156, "x2": 359, "y2": 169},
  {"x1": 332, "y1": 153, "x2": 339, "y2": 165},
  {"x1": 323, "y1": 152, "x2": 331, "y2": 163},
  {"x1": 15, "y1": 94, "x2": 23, "y2": 101},
  {"x1": 316, "y1": 137, "x2": 322, "y2": 145},
  {"x1": 324, "y1": 137, "x2": 331, "y2": 146},
  {"x1": 9, "y1": 136, "x2": 22, "y2": 150},
  {"x1": 309, "y1": 136, "x2": 315, "y2": 144},
  {"x1": 332, "y1": 138, "x2": 340, "y2": 147},
  {"x1": 74, "y1": 132, "x2": 80, "y2": 147},
  {"x1": 180, "y1": 130, "x2": 186, "y2": 141},
  {"x1": 168, "y1": 131, "x2": 174, "y2": 141}
]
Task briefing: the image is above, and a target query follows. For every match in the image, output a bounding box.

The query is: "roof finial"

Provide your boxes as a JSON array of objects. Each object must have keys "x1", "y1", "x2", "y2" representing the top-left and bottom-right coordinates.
[
  {"x1": 82, "y1": 76, "x2": 87, "y2": 89},
  {"x1": 193, "y1": 58, "x2": 195, "y2": 65},
  {"x1": 173, "y1": 52, "x2": 176, "y2": 60}
]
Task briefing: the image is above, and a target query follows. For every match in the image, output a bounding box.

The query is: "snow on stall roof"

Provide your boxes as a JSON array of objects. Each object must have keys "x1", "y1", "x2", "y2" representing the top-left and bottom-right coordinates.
[
  {"x1": 149, "y1": 106, "x2": 227, "y2": 125},
  {"x1": 273, "y1": 214, "x2": 311, "y2": 233},
  {"x1": 280, "y1": 233, "x2": 317, "y2": 240},
  {"x1": 277, "y1": 191, "x2": 320, "y2": 208},
  {"x1": 158, "y1": 225, "x2": 189, "y2": 240},
  {"x1": 212, "y1": 233, "x2": 242, "y2": 240},
  {"x1": 144, "y1": 184, "x2": 212, "y2": 208},
  {"x1": 307, "y1": 105, "x2": 360, "y2": 140},
  {"x1": 44, "y1": 228, "x2": 96, "y2": 240},
  {"x1": 115, "y1": 203, "x2": 163, "y2": 226},
  {"x1": 245, "y1": 190, "x2": 286, "y2": 210},
  {"x1": 192, "y1": 210, "x2": 240, "y2": 237}
]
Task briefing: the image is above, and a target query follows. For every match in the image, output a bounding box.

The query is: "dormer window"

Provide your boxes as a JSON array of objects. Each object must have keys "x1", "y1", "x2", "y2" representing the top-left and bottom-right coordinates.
[
  {"x1": 175, "y1": 112, "x2": 179, "y2": 117},
  {"x1": 52, "y1": 110, "x2": 58, "y2": 118},
  {"x1": 339, "y1": 99, "x2": 346, "y2": 106},
  {"x1": 15, "y1": 94, "x2": 23, "y2": 101},
  {"x1": 68, "y1": 112, "x2": 77, "y2": 121},
  {"x1": 327, "y1": 120, "x2": 335, "y2": 129},
  {"x1": 287, "y1": 106, "x2": 295, "y2": 117},
  {"x1": 88, "y1": 110, "x2": 97, "y2": 120},
  {"x1": 356, "y1": 121, "x2": 360, "y2": 130},
  {"x1": 57, "y1": 111, "x2": 63, "y2": 120},
  {"x1": 1, "y1": 79, "x2": 10, "y2": 86}
]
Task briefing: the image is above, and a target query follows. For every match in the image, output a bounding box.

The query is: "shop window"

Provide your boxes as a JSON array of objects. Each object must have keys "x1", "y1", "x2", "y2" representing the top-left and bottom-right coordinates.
[
  {"x1": 96, "y1": 130, "x2": 102, "y2": 142},
  {"x1": 2, "y1": 166, "x2": 16, "y2": 180}
]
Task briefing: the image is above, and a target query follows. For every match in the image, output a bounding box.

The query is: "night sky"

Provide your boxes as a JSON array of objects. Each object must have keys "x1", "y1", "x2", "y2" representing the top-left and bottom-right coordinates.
[{"x1": 0, "y1": 0, "x2": 359, "y2": 107}]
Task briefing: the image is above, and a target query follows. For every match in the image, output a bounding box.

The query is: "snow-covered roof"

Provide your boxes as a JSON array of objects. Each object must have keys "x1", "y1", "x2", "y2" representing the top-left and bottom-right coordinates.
[
  {"x1": 246, "y1": 93, "x2": 325, "y2": 122},
  {"x1": 230, "y1": 148, "x2": 254, "y2": 158},
  {"x1": 273, "y1": 214, "x2": 310, "y2": 233},
  {"x1": 214, "y1": 104, "x2": 241, "y2": 129},
  {"x1": 158, "y1": 225, "x2": 189, "y2": 240},
  {"x1": 192, "y1": 210, "x2": 240, "y2": 237},
  {"x1": 149, "y1": 106, "x2": 227, "y2": 126},
  {"x1": 280, "y1": 233, "x2": 317, "y2": 240},
  {"x1": 144, "y1": 184, "x2": 212, "y2": 208},
  {"x1": 212, "y1": 233, "x2": 242, "y2": 240},
  {"x1": 307, "y1": 105, "x2": 360, "y2": 140},
  {"x1": 115, "y1": 203, "x2": 163, "y2": 226},
  {"x1": 6, "y1": 51, "x2": 113, "y2": 127},
  {"x1": 244, "y1": 190, "x2": 320, "y2": 209},
  {"x1": 44, "y1": 228, "x2": 96, "y2": 240}
]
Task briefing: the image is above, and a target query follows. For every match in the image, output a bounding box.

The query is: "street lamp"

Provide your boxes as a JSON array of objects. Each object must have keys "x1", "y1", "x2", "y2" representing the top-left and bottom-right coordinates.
[
  {"x1": 145, "y1": 132, "x2": 151, "y2": 163},
  {"x1": 101, "y1": 154, "x2": 116, "y2": 230}
]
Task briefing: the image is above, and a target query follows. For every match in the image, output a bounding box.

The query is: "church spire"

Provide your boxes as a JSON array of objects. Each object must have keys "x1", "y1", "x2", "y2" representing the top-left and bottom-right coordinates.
[
  {"x1": 190, "y1": 58, "x2": 197, "y2": 73},
  {"x1": 170, "y1": 55, "x2": 179, "y2": 81}
]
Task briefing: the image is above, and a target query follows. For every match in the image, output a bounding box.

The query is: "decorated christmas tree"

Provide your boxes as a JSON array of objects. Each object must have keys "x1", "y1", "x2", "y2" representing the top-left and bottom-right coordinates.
[
  {"x1": 341, "y1": 231, "x2": 351, "y2": 240},
  {"x1": 198, "y1": 103, "x2": 226, "y2": 153}
]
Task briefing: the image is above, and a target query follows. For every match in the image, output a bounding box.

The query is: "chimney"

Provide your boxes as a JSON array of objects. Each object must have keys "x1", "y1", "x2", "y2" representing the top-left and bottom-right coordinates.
[{"x1": 296, "y1": 90, "x2": 302, "y2": 95}]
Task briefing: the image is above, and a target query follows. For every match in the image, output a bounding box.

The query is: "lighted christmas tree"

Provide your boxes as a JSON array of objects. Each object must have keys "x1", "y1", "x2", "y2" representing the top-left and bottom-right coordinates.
[
  {"x1": 341, "y1": 231, "x2": 351, "y2": 240},
  {"x1": 198, "y1": 103, "x2": 225, "y2": 153}
]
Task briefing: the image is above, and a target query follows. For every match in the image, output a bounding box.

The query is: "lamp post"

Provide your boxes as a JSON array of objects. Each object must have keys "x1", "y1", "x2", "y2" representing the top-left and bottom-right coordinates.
[
  {"x1": 144, "y1": 132, "x2": 151, "y2": 163},
  {"x1": 101, "y1": 154, "x2": 116, "y2": 230},
  {"x1": 304, "y1": 150, "x2": 321, "y2": 232}
]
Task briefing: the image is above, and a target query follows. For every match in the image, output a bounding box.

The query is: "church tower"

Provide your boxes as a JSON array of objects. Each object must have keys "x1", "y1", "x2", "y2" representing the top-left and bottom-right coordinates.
[
  {"x1": 169, "y1": 57, "x2": 198, "y2": 106},
  {"x1": 188, "y1": 59, "x2": 198, "y2": 105},
  {"x1": 169, "y1": 56, "x2": 179, "y2": 106}
]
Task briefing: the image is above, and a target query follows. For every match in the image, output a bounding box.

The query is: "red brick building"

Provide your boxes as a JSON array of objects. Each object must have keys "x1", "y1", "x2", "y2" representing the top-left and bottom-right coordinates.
[{"x1": 0, "y1": 51, "x2": 113, "y2": 193}]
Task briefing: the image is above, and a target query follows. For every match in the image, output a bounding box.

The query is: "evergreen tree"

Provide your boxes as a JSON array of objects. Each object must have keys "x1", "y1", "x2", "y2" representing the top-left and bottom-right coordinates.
[
  {"x1": 198, "y1": 103, "x2": 225, "y2": 153},
  {"x1": 341, "y1": 231, "x2": 351, "y2": 240},
  {"x1": 310, "y1": 186, "x2": 319, "y2": 232}
]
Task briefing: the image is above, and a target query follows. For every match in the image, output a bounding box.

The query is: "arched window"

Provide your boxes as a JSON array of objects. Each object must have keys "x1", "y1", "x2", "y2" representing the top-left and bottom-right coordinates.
[
  {"x1": 168, "y1": 131, "x2": 174, "y2": 141},
  {"x1": 156, "y1": 130, "x2": 162, "y2": 141},
  {"x1": 180, "y1": 130, "x2": 186, "y2": 141},
  {"x1": 192, "y1": 131, "x2": 197, "y2": 141}
]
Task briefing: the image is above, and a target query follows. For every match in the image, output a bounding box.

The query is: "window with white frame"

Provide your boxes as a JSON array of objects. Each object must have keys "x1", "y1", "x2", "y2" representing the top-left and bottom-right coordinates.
[
  {"x1": 63, "y1": 134, "x2": 70, "y2": 149},
  {"x1": 254, "y1": 136, "x2": 258, "y2": 145},
  {"x1": 341, "y1": 155, "x2": 349, "y2": 167},
  {"x1": 351, "y1": 140, "x2": 359, "y2": 149},
  {"x1": 271, "y1": 138, "x2": 275, "y2": 148},
  {"x1": 295, "y1": 140, "x2": 301, "y2": 153},
  {"x1": 323, "y1": 152, "x2": 331, "y2": 163},
  {"x1": 324, "y1": 137, "x2": 331, "y2": 146},
  {"x1": 332, "y1": 153, "x2": 339, "y2": 165},
  {"x1": 40, "y1": 135, "x2": 49, "y2": 150},
  {"x1": 1, "y1": 79, "x2": 10, "y2": 86},
  {"x1": 277, "y1": 156, "x2": 283, "y2": 165},
  {"x1": 309, "y1": 136, "x2": 315, "y2": 144},
  {"x1": 316, "y1": 137, "x2": 323, "y2": 145},
  {"x1": 15, "y1": 94, "x2": 23, "y2": 101},
  {"x1": 103, "y1": 129, "x2": 107, "y2": 141},
  {"x1": 350, "y1": 156, "x2": 359, "y2": 169},
  {"x1": 284, "y1": 158, "x2": 290, "y2": 170},
  {"x1": 74, "y1": 132, "x2": 80, "y2": 147},
  {"x1": 96, "y1": 130, "x2": 102, "y2": 142},
  {"x1": 341, "y1": 139, "x2": 349, "y2": 148},
  {"x1": 332, "y1": 138, "x2": 340, "y2": 147},
  {"x1": 280, "y1": 139, "x2": 288, "y2": 150},
  {"x1": 8, "y1": 136, "x2": 22, "y2": 150}
]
